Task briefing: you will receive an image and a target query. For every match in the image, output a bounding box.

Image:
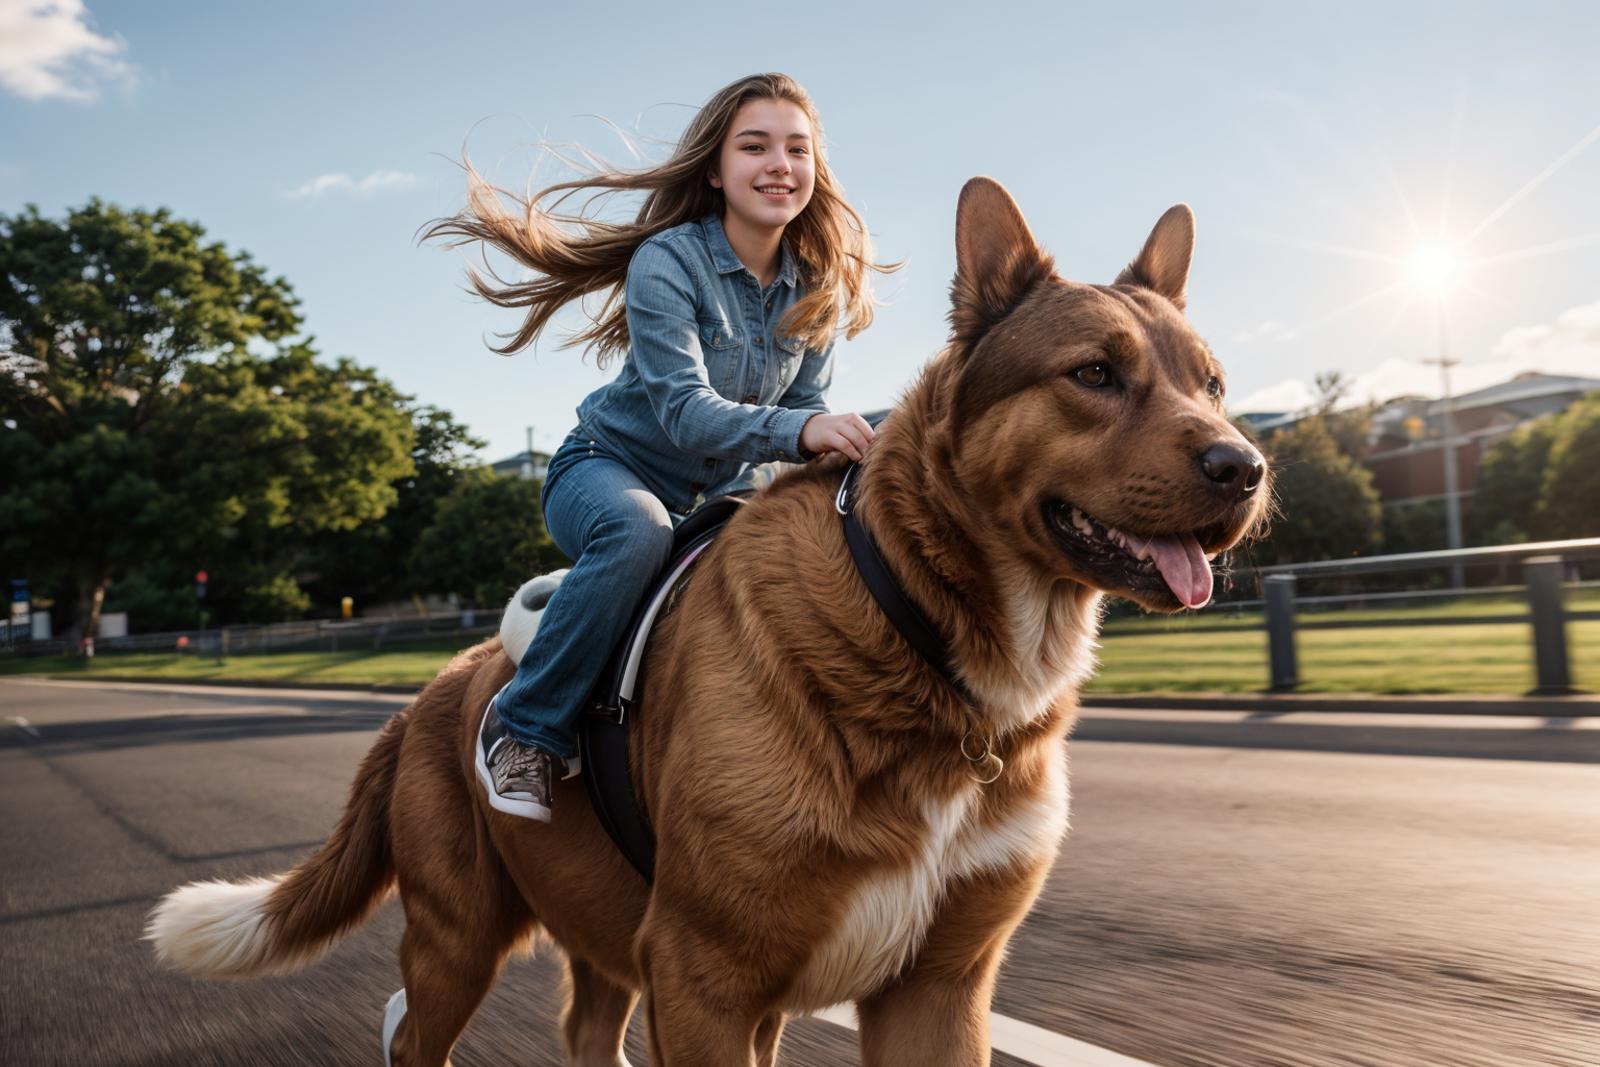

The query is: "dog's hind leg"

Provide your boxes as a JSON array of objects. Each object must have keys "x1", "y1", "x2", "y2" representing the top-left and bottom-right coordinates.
[
  {"x1": 387, "y1": 734, "x2": 537, "y2": 1067},
  {"x1": 562, "y1": 956, "x2": 638, "y2": 1067},
  {"x1": 389, "y1": 870, "x2": 534, "y2": 1067}
]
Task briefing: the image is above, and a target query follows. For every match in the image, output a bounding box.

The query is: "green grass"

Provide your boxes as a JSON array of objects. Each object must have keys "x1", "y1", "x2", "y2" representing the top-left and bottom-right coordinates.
[
  {"x1": 0, "y1": 637, "x2": 477, "y2": 688},
  {"x1": 3, "y1": 607, "x2": 1595, "y2": 697},
  {"x1": 1086, "y1": 619, "x2": 1600, "y2": 695},
  {"x1": 1100, "y1": 587, "x2": 1600, "y2": 634}
]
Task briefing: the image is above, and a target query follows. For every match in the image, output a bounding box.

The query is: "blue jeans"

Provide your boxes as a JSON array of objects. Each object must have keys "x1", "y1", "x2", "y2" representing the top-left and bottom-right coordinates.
[{"x1": 495, "y1": 433, "x2": 682, "y2": 759}]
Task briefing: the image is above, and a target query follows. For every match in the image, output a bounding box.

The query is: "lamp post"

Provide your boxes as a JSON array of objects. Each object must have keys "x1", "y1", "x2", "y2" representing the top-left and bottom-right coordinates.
[{"x1": 1424, "y1": 303, "x2": 1466, "y2": 588}]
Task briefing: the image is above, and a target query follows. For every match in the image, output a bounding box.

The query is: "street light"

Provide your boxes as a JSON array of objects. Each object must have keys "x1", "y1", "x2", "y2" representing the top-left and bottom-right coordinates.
[{"x1": 1407, "y1": 243, "x2": 1466, "y2": 586}]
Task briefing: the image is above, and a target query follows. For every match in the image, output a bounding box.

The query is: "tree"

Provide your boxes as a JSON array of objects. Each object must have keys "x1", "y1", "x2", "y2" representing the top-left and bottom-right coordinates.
[
  {"x1": 1309, "y1": 369, "x2": 1374, "y2": 460},
  {"x1": 1471, "y1": 416, "x2": 1557, "y2": 544},
  {"x1": 0, "y1": 201, "x2": 412, "y2": 635},
  {"x1": 411, "y1": 471, "x2": 567, "y2": 607},
  {"x1": 300, "y1": 405, "x2": 487, "y2": 613},
  {"x1": 1254, "y1": 417, "x2": 1383, "y2": 565},
  {"x1": 1534, "y1": 392, "x2": 1600, "y2": 539}
]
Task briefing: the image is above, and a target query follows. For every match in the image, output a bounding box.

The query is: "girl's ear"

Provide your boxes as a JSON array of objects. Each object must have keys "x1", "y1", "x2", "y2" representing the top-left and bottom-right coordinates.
[
  {"x1": 707, "y1": 165, "x2": 722, "y2": 190},
  {"x1": 949, "y1": 177, "x2": 1054, "y2": 345}
]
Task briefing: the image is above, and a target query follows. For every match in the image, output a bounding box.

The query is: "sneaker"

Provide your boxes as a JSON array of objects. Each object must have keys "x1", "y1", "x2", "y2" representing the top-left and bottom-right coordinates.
[{"x1": 475, "y1": 690, "x2": 577, "y2": 822}]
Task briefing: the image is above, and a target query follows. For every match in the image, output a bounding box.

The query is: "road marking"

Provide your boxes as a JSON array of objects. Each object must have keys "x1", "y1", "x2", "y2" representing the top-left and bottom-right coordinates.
[
  {"x1": 811, "y1": 1003, "x2": 1156, "y2": 1066},
  {"x1": 1078, "y1": 705, "x2": 1600, "y2": 730},
  {"x1": 9, "y1": 715, "x2": 40, "y2": 738}
]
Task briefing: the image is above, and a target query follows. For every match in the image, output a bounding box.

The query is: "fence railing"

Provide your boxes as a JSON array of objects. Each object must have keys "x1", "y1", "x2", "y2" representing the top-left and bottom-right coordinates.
[
  {"x1": 4, "y1": 607, "x2": 507, "y2": 659},
  {"x1": 1245, "y1": 539, "x2": 1600, "y2": 695}
]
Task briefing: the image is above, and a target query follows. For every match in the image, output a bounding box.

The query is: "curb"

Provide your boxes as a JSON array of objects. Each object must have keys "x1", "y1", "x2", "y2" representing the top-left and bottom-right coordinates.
[
  {"x1": 1081, "y1": 692, "x2": 1600, "y2": 717},
  {"x1": 14, "y1": 674, "x2": 1598, "y2": 716},
  {"x1": 17, "y1": 674, "x2": 423, "y2": 696}
]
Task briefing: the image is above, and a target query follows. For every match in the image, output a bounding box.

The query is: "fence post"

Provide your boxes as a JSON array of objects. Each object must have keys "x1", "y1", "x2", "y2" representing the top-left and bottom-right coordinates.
[
  {"x1": 1524, "y1": 556, "x2": 1573, "y2": 695},
  {"x1": 1264, "y1": 574, "x2": 1299, "y2": 691}
]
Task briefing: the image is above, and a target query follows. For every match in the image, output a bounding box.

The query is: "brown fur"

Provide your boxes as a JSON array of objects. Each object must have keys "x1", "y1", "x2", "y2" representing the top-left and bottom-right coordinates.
[{"x1": 150, "y1": 178, "x2": 1268, "y2": 1066}]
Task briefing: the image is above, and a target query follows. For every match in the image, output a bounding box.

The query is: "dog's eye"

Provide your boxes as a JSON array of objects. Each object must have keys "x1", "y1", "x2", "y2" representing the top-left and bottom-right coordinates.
[
  {"x1": 1074, "y1": 362, "x2": 1113, "y2": 388},
  {"x1": 1206, "y1": 376, "x2": 1223, "y2": 400}
]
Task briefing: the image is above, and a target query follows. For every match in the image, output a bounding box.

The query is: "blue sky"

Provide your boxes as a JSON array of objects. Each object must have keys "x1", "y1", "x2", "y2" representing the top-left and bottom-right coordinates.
[{"x1": 4, "y1": 0, "x2": 1598, "y2": 461}]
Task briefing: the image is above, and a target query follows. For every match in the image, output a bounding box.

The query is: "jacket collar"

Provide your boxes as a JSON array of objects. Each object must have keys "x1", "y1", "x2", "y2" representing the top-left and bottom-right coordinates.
[{"x1": 701, "y1": 212, "x2": 798, "y2": 288}]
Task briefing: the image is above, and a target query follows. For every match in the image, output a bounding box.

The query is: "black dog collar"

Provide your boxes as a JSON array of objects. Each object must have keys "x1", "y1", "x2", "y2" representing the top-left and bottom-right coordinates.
[{"x1": 836, "y1": 463, "x2": 978, "y2": 708}]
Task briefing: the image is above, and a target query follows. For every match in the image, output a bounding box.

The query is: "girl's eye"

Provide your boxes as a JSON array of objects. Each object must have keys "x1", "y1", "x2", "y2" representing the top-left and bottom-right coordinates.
[
  {"x1": 741, "y1": 144, "x2": 763, "y2": 152},
  {"x1": 1206, "y1": 376, "x2": 1223, "y2": 400},
  {"x1": 1074, "y1": 362, "x2": 1113, "y2": 388}
]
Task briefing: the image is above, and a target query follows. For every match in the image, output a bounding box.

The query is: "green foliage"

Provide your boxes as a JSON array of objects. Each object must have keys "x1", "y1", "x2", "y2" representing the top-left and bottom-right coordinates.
[
  {"x1": 241, "y1": 572, "x2": 313, "y2": 622},
  {"x1": 1471, "y1": 416, "x2": 1556, "y2": 543},
  {"x1": 1, "y1": 199, "x2": 299, "y2": 434},
  {"x1": 1255, "y1": 417, "x2": 1383, "y2": 565},
  {"x1": 299, "y1": 405, "x2": 487, "y2": 611},
  {"x1": 411, "y1": 471, "x2": 567, "y2": 606},
  {"x1": 1382, "y1": 497, "x2": 1450, "y2": 556},
  {"x1": 1533, "y1": 392, "x2": 1600, "y2": 539},
  {"x1": 1, "y1": 201, "x2": 412, "y2": 637}
]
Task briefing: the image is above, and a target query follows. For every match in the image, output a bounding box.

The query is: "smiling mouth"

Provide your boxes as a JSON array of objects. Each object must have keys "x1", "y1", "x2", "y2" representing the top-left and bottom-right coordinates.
[
  {"x1": 756, "y1": 185, "x2": 794, "y2": 195},
  {"x1": 1043, "y1": 500, "x2": 1221, "y2": 609}
]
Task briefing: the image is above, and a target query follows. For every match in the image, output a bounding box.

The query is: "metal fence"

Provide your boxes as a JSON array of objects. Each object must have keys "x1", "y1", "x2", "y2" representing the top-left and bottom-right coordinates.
[
  {"x1": 1244, "y1": 538, "x2": 1600, "y2": 695},
  {"x1": 4, "y1": 607, "x2": 507, "y2": 659}
]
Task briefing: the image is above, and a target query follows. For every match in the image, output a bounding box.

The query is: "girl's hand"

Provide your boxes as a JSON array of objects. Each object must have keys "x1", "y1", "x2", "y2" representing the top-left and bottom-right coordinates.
[{"x1": 800, "y1": 412, "x2": 876, "y2": 461}]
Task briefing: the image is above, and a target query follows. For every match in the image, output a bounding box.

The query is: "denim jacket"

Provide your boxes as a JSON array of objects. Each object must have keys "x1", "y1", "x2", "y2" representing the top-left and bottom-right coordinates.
[{"x1": 573, "y1": 213, "x2": 834, "y2": 514}]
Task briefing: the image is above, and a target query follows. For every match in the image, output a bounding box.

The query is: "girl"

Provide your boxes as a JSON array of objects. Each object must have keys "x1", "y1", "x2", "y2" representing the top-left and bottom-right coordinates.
[{"x1": 427, "y1": 73, "x2": 892, "y2": 821}]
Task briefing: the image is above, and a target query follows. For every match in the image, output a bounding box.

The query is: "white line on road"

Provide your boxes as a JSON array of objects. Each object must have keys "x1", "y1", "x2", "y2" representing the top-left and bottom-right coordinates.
[
  {"x1": 8, "y1": 715, "x2": 40, "y2": 737},
  {"x1": 1078, "y1": 705, "x2": 1600, "y2": 731},
  {"x1": 811, "y1": 1003, "x2": 1157, "y2": 1067}
]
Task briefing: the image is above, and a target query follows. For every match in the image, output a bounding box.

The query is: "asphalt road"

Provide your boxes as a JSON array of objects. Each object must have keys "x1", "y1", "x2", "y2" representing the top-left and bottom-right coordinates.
[{"x1": 3, "y1": 677, "x2": 1597, "y2": 1066}]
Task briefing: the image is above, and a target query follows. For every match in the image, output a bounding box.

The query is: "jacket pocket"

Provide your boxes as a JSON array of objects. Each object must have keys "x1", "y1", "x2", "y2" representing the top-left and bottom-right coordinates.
[{"x1": 698, "y1": 320, "x2": 743, "y2": 394}]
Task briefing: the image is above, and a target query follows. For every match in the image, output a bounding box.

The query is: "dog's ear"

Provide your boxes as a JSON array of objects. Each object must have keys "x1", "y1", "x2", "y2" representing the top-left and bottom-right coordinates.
[
  {"x1": 949, "y1": 177, "x2": 1055, "y2": 344},
  {"x1": 1116, "y1": 204, "x2": 1195, "y2": 310}
]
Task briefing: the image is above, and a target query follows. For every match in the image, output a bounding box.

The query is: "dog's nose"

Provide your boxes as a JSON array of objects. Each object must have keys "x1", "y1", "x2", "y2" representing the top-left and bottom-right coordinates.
[{"x1": 1199, "y1": 442, "x2": 1265, "y2": 500}]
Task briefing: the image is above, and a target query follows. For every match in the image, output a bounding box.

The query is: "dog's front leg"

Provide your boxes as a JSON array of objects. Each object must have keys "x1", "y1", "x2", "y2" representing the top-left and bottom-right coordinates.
[
  {"x1": 638, "y1": 916, "x2": 771, "y2": 1066},
  {"x1": 856, "y1": 857, "x2": 1052, "y2": 1067}
]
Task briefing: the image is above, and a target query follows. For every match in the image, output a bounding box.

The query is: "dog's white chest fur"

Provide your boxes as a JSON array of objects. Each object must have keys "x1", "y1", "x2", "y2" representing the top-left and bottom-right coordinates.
[{"x1": 786, "y1": 757, "x2": 1068, "y2": 1010}]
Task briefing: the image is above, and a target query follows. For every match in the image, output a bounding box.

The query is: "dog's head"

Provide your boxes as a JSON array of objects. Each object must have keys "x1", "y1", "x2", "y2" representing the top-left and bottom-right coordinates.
[{"x1": 937, "y1": 178, "x2": 1269, "y2": 613}]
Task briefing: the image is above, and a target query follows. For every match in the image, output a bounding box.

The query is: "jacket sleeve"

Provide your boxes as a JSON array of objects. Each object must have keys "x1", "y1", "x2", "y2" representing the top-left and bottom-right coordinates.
[{"x1": 626, "y1": 240, "x2": 816, "y2": 464}]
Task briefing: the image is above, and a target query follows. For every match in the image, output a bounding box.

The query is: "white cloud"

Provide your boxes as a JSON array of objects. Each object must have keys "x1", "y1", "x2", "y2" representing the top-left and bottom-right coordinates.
[
  {"x1": 1231, "y1": 297, "x2": 1600, "y2": 414},
  {"x1": 284, "y1": 169, "x2": 423, "y2": 199},
  {"x1": 0, "y1": 0, "x2": 133, "y2": 102},
  {"x1": 1231, "y1": 319, "x2": 1295, "y2": 345},
  {"x1": 1491, "y1": 298, "x2": 1600, "y2": 368},
  {"x1": 1231, "y1": 379, "x2": 1316, "y2": 414}
]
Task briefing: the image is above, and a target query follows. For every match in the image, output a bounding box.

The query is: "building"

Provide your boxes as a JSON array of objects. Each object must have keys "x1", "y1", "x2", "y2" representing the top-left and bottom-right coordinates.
[
  {"x1": 1362, "y1": 372, "x2": 1599, "y2": 508},
  {"x1": 490, "y1": 448, "x2": 550, "y2": 481}
]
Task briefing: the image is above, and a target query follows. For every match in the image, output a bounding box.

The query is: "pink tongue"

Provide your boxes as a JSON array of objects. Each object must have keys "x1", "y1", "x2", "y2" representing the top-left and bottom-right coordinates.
[{"x1": 1145, "y1": 533, "x2": 1213, "y2": 608}]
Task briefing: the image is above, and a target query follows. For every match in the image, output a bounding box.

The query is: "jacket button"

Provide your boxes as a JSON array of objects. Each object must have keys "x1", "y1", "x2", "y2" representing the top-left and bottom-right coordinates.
[
  {"x1": 755, "y1": 336, "x2": 764, "y2": 345},
  {"x1": 742, "y1": 393, "x2": 758, "y2": 404}
]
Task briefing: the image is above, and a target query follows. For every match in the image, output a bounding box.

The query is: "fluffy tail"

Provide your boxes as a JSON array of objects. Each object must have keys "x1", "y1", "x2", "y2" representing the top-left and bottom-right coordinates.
[{"x1": 145, "y1": 710, "x2": 407, "y2": 978}]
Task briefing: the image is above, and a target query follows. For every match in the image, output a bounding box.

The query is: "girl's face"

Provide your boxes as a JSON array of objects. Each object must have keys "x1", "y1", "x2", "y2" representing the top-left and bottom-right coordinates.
[{"x1": 709, "y1": 98, "x2": 817, "y2": 233}]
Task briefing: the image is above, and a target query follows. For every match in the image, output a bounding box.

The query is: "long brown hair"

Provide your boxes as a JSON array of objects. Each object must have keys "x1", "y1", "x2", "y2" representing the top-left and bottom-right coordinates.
[{"x1": 423, "y1": 73, "x2": 895, "y2": 367}]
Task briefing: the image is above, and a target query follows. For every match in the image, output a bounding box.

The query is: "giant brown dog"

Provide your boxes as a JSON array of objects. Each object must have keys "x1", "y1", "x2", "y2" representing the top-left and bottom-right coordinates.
[{"x1": 148, "y1": 177, "x2": 1269, "y2": 1066}]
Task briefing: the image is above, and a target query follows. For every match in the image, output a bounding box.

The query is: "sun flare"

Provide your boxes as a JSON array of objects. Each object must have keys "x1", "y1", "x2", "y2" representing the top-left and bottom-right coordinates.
[{"x1": 1406, "y1": 244, "x2": 1461, "y2": 293}]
